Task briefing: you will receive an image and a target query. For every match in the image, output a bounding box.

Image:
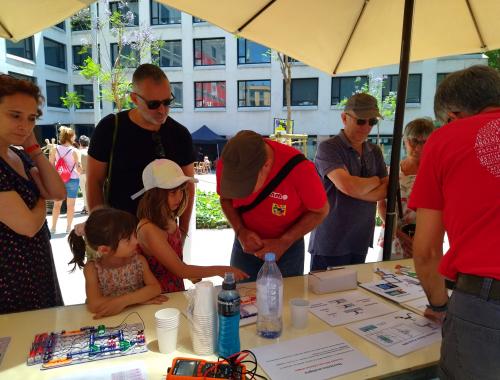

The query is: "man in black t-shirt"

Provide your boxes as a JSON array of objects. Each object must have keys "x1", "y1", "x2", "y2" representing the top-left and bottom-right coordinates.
[{"x1": 87, "y1": 64, "x2": 195, "y2": 238}]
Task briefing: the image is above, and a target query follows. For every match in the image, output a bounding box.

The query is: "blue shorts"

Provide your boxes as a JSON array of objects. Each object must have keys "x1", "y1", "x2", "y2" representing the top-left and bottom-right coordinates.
[{"x1": 65, "y1": 178, "x2": 80, "y2": 198}]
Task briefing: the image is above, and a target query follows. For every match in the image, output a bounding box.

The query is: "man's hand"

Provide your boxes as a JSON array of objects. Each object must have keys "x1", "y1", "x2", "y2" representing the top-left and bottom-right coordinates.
[
  {"x1": 254, "y1": 238, "x2": 293, "y2": 261},
  {"x1": 238, "y1": 227, "x2": 263, "y2": 253},
  {"x1": 423, "y1": 307, "x2": 446, "y2": 324},
  {"x1": 397, "y1": 229, "x2": 413, "y2": 257}
]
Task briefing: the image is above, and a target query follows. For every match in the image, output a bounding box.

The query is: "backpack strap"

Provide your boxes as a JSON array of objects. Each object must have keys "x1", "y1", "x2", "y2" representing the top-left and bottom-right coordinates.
[
  {"x1": 237, "y1": 153, "x2": 307, "y2": 215},
  {"x1": 56, "y1": 146, "x2": 72, "y2": 160}
]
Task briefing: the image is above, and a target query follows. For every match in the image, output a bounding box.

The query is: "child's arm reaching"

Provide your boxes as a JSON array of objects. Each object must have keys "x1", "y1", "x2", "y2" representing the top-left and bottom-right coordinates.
[
  {"x1": 83, "y1": 260, "x2": 164, "y2": 319},
  {"x1": 138, "y1": 220, "x2": 249, "y2": 282}
]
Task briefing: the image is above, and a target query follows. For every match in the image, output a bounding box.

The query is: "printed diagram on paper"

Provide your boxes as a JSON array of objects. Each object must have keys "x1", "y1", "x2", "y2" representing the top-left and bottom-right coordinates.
[
  {"x1": 309, "y1": 290, "x2": 398, "y2": 326},
  {"x1": 347, "y1": 310, "x2": 442, "y2": 357},
  {"x1": 359, "y1": 267, "x2": 426, "y2": 303}
]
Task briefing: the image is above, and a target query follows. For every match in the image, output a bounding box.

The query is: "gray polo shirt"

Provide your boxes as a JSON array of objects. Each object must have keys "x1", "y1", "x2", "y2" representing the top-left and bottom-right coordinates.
[{"x1": 308, "y1": 131, "x2": 387, "y2": 256}]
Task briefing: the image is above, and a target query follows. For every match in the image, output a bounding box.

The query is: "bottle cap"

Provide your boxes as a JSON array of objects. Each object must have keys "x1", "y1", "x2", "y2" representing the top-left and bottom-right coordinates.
[
  {"x1": 264, "y1": 253, "x2": 276, "y2": 262},
  {"x1": 222, "y1": 272, "x2": 236, "y2": 290}
]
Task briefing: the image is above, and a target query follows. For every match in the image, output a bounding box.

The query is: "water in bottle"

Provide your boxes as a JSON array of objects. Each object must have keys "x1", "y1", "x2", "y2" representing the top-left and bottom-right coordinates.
[
  {"x1": 256, "y1": 252, "x2": 283, "y2": 338},
  {"x1": 217, "y1": 272, "x2": 241, "y2": 358}
]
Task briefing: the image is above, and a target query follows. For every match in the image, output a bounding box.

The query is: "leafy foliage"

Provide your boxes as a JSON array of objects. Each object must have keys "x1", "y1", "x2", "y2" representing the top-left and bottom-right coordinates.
[
  {"x1": 196, "y1": 190, "x2": 230, "y2": 229},
  {"x1": 486, "y1": 49, "x2": 500, "y2": 71}
]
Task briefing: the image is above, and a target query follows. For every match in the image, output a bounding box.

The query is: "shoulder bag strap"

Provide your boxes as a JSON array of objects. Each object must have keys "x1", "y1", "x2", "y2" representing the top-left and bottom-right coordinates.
[
  {"x1": 238, "y1": 154, "x2": 307, "y2": 215},
  {"x1": 104, "y1": 114, "x2": 120, "y2": 204}
]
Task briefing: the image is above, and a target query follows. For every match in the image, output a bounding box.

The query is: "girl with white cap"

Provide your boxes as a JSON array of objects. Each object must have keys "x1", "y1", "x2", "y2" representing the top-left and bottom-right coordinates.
[{"x1": 134, "y1": 159, "x2": 248, "y2": 292}]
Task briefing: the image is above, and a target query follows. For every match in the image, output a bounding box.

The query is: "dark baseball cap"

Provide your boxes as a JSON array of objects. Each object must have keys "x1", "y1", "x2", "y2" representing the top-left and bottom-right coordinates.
[
  {"x1": 344, "y1": 93, "x2": 382, "y2": 119},
  {"x1": 220, "y1": 130, "x2": 266, "y2": 199}
]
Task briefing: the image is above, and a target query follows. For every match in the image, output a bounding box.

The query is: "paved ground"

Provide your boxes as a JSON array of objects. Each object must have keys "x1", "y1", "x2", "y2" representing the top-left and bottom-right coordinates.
[{"x1": 49, "y1": 173, "x2": 383, "y2": 306}]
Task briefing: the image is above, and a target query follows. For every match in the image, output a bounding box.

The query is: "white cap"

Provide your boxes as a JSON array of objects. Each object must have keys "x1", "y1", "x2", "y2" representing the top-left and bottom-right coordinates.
[{"x1": 131, "y1": 159, "x2": 198, "y2": 200}]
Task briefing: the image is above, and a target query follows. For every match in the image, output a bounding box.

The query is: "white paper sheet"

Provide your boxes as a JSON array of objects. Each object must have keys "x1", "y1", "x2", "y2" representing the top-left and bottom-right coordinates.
[
  {"x1": 359, "y1": 270, "x2": 425, "y2": 303},
  {"x1": 252, "y1": 331, "x2": 375, "y2": 380},
  {"x1": 309, "y1": 290, "x2": 398, "y2": 326},
  {"x1": 347, "y1": 310, "x2": 442, "y2": 357},
  {"x1": 401, "y1": 296, "x2": 429, "y2": 315},
  {"x1": 54, "y1": 361, "x2": 147, "y2": 380}
]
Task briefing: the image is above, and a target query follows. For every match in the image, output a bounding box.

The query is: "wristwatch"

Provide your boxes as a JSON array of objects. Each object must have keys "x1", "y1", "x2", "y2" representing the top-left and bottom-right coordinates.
[{"x1": 426, "y1": 301, "x2": 448, "y2": 312}]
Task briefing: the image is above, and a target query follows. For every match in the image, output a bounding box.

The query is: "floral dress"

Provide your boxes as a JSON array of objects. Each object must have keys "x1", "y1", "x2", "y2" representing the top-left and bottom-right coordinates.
[
  {"x1": 94, "y1": 254, "x2": 144, "y2": 297},
  {"x1": 0, "y1": 147, "x2": 63, "y2": 314},
  {"x1": 378, "y1": 170, "x2": 417, "y2": 259},
  {"x1": 144, "y1": 226, "x2": 184, "y2": 293}
]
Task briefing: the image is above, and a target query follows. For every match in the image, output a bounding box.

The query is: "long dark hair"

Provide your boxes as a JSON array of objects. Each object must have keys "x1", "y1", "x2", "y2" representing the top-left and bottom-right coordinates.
[{"x1": 68, "y1": 208, "x2": 138, "y2": 271}]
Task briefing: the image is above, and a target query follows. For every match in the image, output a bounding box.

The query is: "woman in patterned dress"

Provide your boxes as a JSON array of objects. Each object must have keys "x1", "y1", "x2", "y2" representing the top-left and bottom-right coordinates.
[
  {"x1": 377, "y1": 118, "x2": 435, "y2": 259},
  {"x1": 0, "y1": 74, "x2": 66, "y2": 313}
]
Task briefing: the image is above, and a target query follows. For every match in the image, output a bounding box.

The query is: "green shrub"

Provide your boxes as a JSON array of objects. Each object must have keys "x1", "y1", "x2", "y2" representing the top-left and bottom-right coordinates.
[{"x1": 196, "y1": 189, "x2": 230, "y2": 229}]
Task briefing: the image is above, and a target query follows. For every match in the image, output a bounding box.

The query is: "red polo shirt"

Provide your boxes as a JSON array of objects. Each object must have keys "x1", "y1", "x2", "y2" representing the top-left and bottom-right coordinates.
[
  {"x1": 216, "y1": 139, "x2": 327, "y2": 239},
  {"x1": 409, "y1": 110, "x2": 500, "y2": 280}
]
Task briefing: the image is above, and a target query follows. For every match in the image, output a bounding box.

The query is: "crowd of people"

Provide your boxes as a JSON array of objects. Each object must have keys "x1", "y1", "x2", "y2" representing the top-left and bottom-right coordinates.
[{"x1": 1, "y1": 63, "x2": 499, "y2": 377}]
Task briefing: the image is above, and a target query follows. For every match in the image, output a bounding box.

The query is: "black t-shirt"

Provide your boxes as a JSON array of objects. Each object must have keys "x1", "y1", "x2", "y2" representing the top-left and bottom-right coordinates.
[{"x1": 88, "y1": 110, "x2": 195, "y2": 214}]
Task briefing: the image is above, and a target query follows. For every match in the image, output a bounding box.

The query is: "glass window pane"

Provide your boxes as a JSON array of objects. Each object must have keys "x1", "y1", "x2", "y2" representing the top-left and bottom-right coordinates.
[
  {"x1": 109, "y1": 0, "x2": 139, "y2": 27},
  {"x1": 238, "y1": 80, "x2": 271, "y2": 107},
  {"x1": 150, "y1": 1, "x2": 181, "y2": 25},
  {"x1": 194, "y1": 81, "x2": 226, "y2": 108},
  {"x1": 8, "y1": 71, "x2": 37, "y2": 84},
  {"x1": 111, "y1": 43, "x2": 139, "y2": 68},
  {"x1": 46, "y1": 80, "x2": 67, "y2": 108},
  {"x1": 155, "y1": 40, "x2": 182, "y2": 67},
  {"x1": 170, "y1": 82, "x2": 183, "y2": 108},
  {"x1": 74, "y1": 84, "x2": 94, "y2": 109},
  {"x1": 72, "y1": 45, "x2": 92, "y2": 69},
  {"x1": 382, "y1": 74, "x2": 421, "y2": 103},
  {"x1": 193, "y1": 39, "x2": 225, "y2": 66},
  {"x1": 237, "y1": 39, "x2": 270, "y2": 64},
  {"x1": 289, "y1": 78, "x2": 318, "y2": 106},
  {"x1": 6, "y1": 37, "x2": 34, "y2": 60},
  {"x1": 44, "y1": 38, "x2": 66, "y2": 69},
  {"x1": 331, "y1": 76, "x2": 368, "y2": 105}
]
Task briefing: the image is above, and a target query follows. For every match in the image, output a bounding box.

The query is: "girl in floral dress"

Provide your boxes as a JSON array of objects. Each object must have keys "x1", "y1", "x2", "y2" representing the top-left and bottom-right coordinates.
[
  {"x1": 68, "y1": 208, "x2": 166, "y2": 318},
  {"x1": 135, "y1": 159, "x2": 248, "y2": 292}
]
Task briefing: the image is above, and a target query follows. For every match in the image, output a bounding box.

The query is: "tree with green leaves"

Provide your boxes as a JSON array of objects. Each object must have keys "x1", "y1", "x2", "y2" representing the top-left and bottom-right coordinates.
[
  {"x1": 486, "y1": 49, "x2": 500, "y2": 71},
  {"x1": 62, "y1": 0, "x2": 164, "y2": 112}
]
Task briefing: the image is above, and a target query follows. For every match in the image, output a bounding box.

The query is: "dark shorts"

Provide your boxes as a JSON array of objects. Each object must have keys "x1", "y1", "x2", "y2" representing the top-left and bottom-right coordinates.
[
  {"x1": 310, "y1": 252, "x2": 367, "y2": 271},
  {"x1": 230, "y1": 237, "x2": 305, "y2": 282}
]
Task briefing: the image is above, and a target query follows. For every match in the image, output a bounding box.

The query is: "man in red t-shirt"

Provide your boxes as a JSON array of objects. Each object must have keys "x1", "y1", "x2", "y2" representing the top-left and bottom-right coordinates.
[
  {"x1": 409, "y1": 65, "x2": 500, "y2": 378},
  {"x1": 216, "y1": 130, "x2": 328, "y2": 281}
]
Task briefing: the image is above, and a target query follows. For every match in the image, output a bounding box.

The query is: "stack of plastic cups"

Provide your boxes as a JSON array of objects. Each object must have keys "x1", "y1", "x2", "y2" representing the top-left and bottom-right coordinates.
[
  {"x1": 191, "y1": 281, "x2": 216, "y2": 355},
  {"x1": 155, "y1": 308, "x2": 180, "y2": 354}
]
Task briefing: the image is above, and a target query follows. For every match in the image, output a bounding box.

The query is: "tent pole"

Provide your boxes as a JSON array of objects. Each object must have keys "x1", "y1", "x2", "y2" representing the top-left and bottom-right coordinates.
[{"x1": 382, "y1": 0, "x2": 415, "y2": 261}]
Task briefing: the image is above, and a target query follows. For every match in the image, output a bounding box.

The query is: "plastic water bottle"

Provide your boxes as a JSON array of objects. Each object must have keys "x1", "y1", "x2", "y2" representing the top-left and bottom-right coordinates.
[
  {"x1": 217, "y1": 272, "x2": 241, "y2": 358},
  {"x1": 256, "y1": 253, "x2": 283, "y2": 338}
]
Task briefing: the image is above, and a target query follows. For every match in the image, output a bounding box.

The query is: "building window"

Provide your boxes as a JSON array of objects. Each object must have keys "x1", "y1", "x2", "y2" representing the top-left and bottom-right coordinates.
[
  {"x1": 54, "y1": 21, "x2": 66, "y2": 30},
  {"x1": 109, "y1": 0, "x2": 139, "y2": 27},
  {"x1": 44, "y1": 38, "x2": 67, "y2": 69},
  {"x1": 238, "y1": 80, "x2": 271, "y2": 107},
  {"x1": 194, "y1": 81, "x2": 226, "y2": 108},
  {"x1": 436, "y1": 73, "x2": 450, "y2": 86},
  {"x1": 331, "y1": 76, "x2": 368, "y2": 105},
  {"x1": 150, "y1": 1, "x2": 181, "y2": 25},
  {"x1": 75, "y1": 124, "x2": 94, "y2": 138},
  {"x1": 237, "y1": 38, "x2": 270, "y2": 64},
  {"x1": 170, "y1": 82, "x2": 183, "y2": 108},
  {"x1": 153, "y1": 40, "x2": 182, "y2": 67},
  {"x1": 382, "y1": 74, "x2": 422, "y2": 103},
  {"x1": 74, "y1": 84, "x2": 94, "y2": 109},
  {"x1": 193, "y1": 17, "x2": 205, "y2": 23},
  {"x1": 285, "y1": 78, "x2": 318, "y2": 106},
  {"x1": 71, "y1": 7, "x2": 91, "y2": 31},
  {"x1": 6, "y1": 37, "x2": 35, "y2": 60},
  {"x1": 72, "y1": 45, "x2": 92, "y2": 69},
  {"x1": 8, "y1": 71, "x2": 37, "y2": 83},
  {"x1": 193, "y1": 38, "x2": 225, "y2": 66},
  {"x1": 46, "y1": 80, "x2": 67, "y2": 108},
  {"x1": 110, "y1": 43, "x2": 140, "y2": 68}
]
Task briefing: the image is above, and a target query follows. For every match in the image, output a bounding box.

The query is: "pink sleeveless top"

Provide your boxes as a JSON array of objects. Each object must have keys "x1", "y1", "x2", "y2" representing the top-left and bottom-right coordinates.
[
  {"x1": 144, "y1": 226, "x2": 185, "y2": 293},
  {"x1": 94, "y1": 254, "x2": 144, "y2": 297}
]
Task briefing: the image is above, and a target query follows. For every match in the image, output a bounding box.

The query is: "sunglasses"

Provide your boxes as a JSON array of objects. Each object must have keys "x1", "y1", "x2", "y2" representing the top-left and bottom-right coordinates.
[
  {"x1": 346, "y1": 113, "x2": 378, "y2": 126},
  {"x1": 135, "y1": 92, "x2": 175, "y2": 109},
  {"x1": 408, "y1": 137, "x2": 427, "y2": 146},
  {"x1": 152, "y1": 132, "x2": 166, "y2": 158}
]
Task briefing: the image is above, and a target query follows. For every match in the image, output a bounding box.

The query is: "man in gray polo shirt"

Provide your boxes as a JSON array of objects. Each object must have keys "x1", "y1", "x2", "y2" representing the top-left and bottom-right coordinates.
[{"x1": 309, "y1": 93, "x2": 388, "y2": 270}]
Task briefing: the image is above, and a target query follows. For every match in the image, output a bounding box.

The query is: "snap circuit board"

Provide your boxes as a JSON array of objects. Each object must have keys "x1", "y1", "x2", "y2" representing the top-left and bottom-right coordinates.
[{"x1": 27, "y1": 323, "x2": 146, "y2": 370}]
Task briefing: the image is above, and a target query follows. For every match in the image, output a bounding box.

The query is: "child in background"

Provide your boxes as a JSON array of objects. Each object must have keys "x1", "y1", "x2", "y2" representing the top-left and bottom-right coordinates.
[
  {"x1": 133, "y1": 159, "x2": 248, "y2": 292},
  {"x1": 68, "y1": 208, "x2": 167, "y2": 319}
]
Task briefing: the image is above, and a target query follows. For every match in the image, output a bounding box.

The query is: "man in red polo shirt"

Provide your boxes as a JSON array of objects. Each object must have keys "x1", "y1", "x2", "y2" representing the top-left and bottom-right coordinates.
[
  {"x1": 409, "y1": 65, "x2": 500, "y2": 379},
  {"x1": 216, "y1": 130, "x2": 328, "y2": 281}
]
